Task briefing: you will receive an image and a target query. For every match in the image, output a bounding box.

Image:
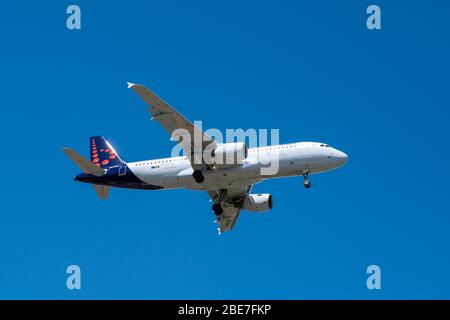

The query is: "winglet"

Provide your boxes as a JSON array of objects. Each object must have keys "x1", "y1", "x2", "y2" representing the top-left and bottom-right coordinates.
[{"x1": 126, "y1": 82, "x2": 136, "y2": 89}]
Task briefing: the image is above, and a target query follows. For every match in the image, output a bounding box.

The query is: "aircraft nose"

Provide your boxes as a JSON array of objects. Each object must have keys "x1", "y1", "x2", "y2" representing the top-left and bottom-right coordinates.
[{"x1": 334, "y1": 150, "x2": 348, "y2": 165}]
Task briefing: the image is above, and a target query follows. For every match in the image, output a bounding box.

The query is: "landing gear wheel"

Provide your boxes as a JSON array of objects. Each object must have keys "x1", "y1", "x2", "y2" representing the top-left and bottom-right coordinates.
[
  {"x1": 192, "y1": 170, "x2": 205, "y2": 183},
  {"x1": 304, "y1": 179, "x2": 311, "y2": 189},
  {"x1": 212, "y1": 203, "x2": 223, "y2": 216},
  {"x1": 302, "y1": 169, "x2": 311, "y2": 189}
]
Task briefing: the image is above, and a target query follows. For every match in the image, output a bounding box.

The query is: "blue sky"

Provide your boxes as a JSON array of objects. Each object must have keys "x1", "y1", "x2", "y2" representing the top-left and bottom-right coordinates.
[{"x1": 0, "y1": 0, "x2": 449, "y2": 299}]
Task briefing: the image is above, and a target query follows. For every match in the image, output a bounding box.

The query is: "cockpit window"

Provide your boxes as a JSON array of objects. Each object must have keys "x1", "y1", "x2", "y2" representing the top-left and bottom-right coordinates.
[{"x1": 320, "y1": 144, "x2": 331, "y2": 147}]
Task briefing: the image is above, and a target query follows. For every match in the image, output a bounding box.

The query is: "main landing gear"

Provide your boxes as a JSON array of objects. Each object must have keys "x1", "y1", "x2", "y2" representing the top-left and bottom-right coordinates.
[
  {"x1": 212, "y1": 203, "x2": 223, "y2": 216},
  {"x1": 192, "y1": 170, "x2": 205, "y2": 183},
  {"x1": 303, "y1": 169, "x2": 311, "y2": 189}
]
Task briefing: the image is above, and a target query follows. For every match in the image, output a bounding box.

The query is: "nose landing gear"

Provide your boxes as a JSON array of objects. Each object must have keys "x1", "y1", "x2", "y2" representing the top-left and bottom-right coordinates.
[{"x1": 303, "y1": 169, "x2": 311, "y2": 189}]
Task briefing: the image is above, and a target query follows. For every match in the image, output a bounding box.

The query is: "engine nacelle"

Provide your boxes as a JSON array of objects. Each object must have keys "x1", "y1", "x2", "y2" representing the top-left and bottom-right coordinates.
[
  {"x1": 242, "y1": 194, "x2": 273, "y2": 212},
  {"x1": 209, "y1": 142, "x2": 248, "y2": 168}
]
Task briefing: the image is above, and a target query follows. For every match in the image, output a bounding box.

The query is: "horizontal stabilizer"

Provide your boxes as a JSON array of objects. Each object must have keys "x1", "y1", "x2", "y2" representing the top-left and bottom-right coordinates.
[
  {"x1": 62, "y1": 147, "x2": 105, "y2": 177},
  {"x1": 93, "y1": 185, "x2": 110, "y2": 199}
]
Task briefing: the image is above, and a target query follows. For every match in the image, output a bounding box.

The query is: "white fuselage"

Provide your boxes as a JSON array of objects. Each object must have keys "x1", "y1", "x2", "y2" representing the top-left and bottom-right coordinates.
[{"x1": 127, "y1": 142, "x2": 348, "y2": 190}]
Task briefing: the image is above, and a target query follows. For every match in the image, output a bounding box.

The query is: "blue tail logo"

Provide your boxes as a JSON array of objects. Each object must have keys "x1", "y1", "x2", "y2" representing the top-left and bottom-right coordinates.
[{"x1": 90, "y1": 136, "x2": 124, "y2": 169}]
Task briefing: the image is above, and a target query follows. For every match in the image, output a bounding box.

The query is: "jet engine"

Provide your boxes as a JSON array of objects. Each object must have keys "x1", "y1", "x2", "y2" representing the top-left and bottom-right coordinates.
[{"x1": 242, "y1": 194, "x2": 273, "y2": 212}]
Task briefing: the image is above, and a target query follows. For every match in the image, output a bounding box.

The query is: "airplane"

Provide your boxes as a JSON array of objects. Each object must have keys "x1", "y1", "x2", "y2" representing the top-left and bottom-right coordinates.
[{"x1": 63, "y1": 83, "x2": 348, "y2": 233}]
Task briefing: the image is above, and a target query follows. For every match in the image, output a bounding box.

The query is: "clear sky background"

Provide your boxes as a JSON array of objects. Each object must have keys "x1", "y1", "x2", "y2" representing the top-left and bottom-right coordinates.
[{"x1": 0, "y1": 0, "x2": 449, "y2": 299}]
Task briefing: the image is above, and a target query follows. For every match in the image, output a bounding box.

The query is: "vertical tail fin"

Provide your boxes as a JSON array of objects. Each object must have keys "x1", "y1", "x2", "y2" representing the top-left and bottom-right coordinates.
[{"x1": 90, "y1": 136, "x2": 124, "y2": 169}]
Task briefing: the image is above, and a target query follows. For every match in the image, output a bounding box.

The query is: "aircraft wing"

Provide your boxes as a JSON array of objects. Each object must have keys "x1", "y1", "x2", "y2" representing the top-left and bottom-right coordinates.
[
  {"x1": 128, "y1": 82, "x2": 216, "y2": 170},
  {"x1": 208, "y1": 185, "x2": 252, "y2": 233},
  {"x1": 217, "y1": 205, "x2": 242, "y2": 234}
]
